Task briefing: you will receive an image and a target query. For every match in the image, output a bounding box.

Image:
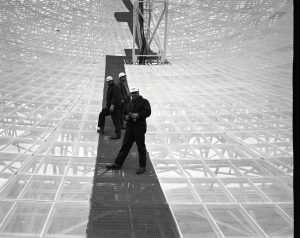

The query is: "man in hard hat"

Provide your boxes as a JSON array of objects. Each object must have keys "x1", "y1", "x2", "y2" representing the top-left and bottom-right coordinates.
[
  {"x1": 106, "y1": 86, "x2": 151, "y2": 175},
  {"x1": 97, "y1": 76, "x2": 122, "y2": 140},
  {"x1": 118, "y1": 72, "x2": 131, "y2": 129}
]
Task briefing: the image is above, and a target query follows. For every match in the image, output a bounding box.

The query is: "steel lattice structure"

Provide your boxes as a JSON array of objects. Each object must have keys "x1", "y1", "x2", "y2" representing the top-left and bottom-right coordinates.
[{"x1": 0, "y1": 0, "x2": 293, "y2": 237}]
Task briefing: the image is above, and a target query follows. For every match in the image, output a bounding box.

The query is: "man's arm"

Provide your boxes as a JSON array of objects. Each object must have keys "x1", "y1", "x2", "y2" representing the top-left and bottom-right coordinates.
[{"x1": 137, "y1": 99, "x2": 151, "y2": 120}]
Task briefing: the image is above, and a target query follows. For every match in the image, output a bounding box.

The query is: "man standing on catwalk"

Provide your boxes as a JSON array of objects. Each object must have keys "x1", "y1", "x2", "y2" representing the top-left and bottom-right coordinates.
[
  {"x1": 97, "y1": 75, "x2": 122, "y2": 140},
  {"x1": 118, "y1": 72, "x2": 131, "y2": 129},
  {"x1": 106, "y1": 86, "x2": 151, "y2": 175}
]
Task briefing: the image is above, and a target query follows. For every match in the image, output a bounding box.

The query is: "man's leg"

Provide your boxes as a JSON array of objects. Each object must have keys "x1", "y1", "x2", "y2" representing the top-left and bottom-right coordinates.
[
  {"x1": 120, "y1": 102, "x2": 126, "y2": 128},
  {"x1": 110, "y1": 108, "x2": 121, "y2": 139},
  {"x1": 114, "y1": 128, "x2": 134, "y2": 167},
  {"x1": 97, "y1": 107, "x2": 110, "y2": 133},
  {"x1": 134, "y1": 126, "x2": 147, "y2": 169}
]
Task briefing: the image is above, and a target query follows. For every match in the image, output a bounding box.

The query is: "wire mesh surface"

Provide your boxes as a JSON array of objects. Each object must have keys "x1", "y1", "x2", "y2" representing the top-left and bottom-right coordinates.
[
  {"x1": 0, "y1": 0, "x2": 293, "y2": 237},
  {"x1": 124, "y1": 52, "x2": 293, "y2": 237}
]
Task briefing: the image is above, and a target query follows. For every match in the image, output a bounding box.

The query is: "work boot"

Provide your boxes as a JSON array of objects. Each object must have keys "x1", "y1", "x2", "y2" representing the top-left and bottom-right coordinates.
[
  {"x1": 110, "y1": 134, "x2": 121, "y2": 140},
  {"x1": 106, "y1": 163, "x2": 121, "y2": 170},
  {"x1": 136, "y1": 167, "x2": 146, "y2": 175},
  {"x1": 97, "y1": 127, "x2": 104, "y2": 134}
]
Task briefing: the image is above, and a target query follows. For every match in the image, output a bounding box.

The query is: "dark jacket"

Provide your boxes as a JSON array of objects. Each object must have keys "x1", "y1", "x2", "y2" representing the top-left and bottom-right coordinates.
[
  {"x1": 119, "y1": 82, "x2": 131, "y2": 103},
  {"x1": 126, "y1": 96, "x2": 151, "y2": 127},
  {"x1": 106, "y1": 83, "x2": 121, "y2": 108}
]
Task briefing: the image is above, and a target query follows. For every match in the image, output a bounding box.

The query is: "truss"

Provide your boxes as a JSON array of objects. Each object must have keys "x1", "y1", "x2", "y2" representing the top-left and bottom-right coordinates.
[{"x1": 132, "y1": 0, "x2": 169, "y2": 64}]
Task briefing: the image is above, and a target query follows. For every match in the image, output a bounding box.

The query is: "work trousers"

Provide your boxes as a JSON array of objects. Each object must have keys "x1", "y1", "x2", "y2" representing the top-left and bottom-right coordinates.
[
  {"x1": 120, "y1": 102, "x2": 129, "y2": 126},
  {"x1": 114, "y1": 124, "x2": 147, "y2": 168},
  {"x1": 98, "y1": 107, "x2": 121, "y2": 136}
]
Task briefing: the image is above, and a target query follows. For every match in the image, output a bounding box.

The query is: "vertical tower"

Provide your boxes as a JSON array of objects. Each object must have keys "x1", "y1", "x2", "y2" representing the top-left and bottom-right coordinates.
[{"x1": 132, "y1": 0, "x2": 169, "y2": 64}]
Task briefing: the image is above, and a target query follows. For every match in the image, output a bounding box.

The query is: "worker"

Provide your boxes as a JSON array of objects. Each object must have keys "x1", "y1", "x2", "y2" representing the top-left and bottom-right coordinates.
[
  {"x1": 118, "y1": 72, "x2": 131, "y2": 129},
  {"x1": 97, "y1": 76, "x2": 122, "y2": 140},
  {"x1": 106, "y1": 86, "x2": 151, "y2": 174}
]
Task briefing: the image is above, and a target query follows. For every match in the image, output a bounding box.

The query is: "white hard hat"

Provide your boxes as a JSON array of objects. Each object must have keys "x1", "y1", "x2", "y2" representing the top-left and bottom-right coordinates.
[
  {"x1": 119, "y1": 72, "x2": 126, "y2": 78},
  {"x1": 130, "y1": 86, "x2": 139, "y2": 93},
  {"x1": 106, "y1": 76, "x2": 113, "y2": 82}
]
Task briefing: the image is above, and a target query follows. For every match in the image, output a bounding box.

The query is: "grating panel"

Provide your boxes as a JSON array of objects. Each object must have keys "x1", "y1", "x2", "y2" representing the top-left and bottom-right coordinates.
[{"x1": 0, "y1": 0, "x2": 293, "y2": 237}]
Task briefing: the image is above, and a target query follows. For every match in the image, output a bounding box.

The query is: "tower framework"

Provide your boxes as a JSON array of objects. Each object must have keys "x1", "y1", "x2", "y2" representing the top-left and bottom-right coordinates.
[{"x1": 132, "y1": 0, "x2": 169, "y2": 64}]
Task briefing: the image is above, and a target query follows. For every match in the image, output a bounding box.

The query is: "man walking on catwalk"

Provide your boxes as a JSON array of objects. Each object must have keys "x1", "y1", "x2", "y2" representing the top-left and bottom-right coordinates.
[
  {"x1": 97, "y1": 75, "x2": 122, "y2": 140},
  {"x1": 106, "y1": 86, "x2": 151, "y2": 175}
]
